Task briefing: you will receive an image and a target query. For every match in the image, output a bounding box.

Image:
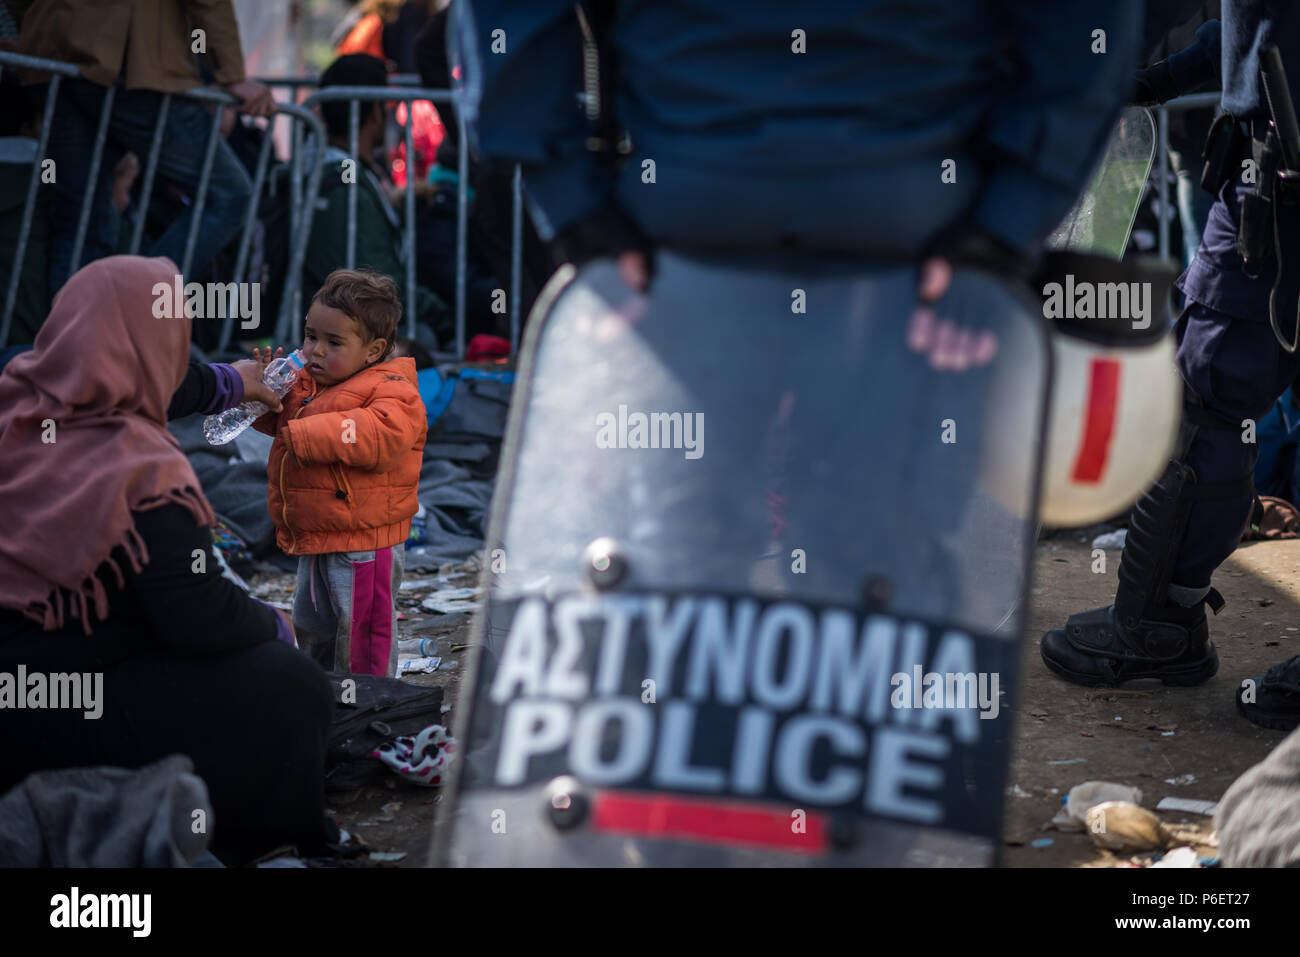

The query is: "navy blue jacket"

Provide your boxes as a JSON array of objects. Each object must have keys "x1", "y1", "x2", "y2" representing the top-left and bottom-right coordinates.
[
  {"x1": 1143, "y1": 1, "x2": 1217, "y2": 62},
  {"x1": 454, "y1": 1, "x2": 1140, "y2": 259},
  {"x1": 1152, "y1": 1, "x2": 1300, "y2": 119},
  {"x1": 1153, "y1": 1, "x2": 1300, "y2": 324},
  {"x1": 1222, "y1": 1, "x2": 1300, "y2": 120}
]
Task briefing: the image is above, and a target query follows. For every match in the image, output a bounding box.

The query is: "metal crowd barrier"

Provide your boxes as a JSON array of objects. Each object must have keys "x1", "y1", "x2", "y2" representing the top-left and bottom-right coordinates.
[
  {"x1": 296, "y1": 82, "x2": 527, "y2": 359},
  {"x1": 298, "y1": 85, "x2": 466, "y2": 353},
  {"x1": 0, "y1": 49, "x2": 74, "y2": 347},
  {"x1": 173, "y1": 86, "x2": 327, "y2": 353},
  {"x1": 258, "y1": 73, "x2": 424, "y2": 100},
  {"x1": 0, "y1": 49, "x2": 327, "y2": 353},
  {"x1": 0, "y1": 59, "x2": 516, "y2": 358}
]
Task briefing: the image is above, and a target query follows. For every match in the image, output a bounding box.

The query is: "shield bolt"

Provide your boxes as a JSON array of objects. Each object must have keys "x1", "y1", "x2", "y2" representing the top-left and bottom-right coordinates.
[
  {"x1": 584, "y1": 537, "x2": 627, "y2": 589},
  {"x1": 861, "y1": 575, "x2": 894, "y2": 610},
  {"x1": 545, "y1": 776, "x2": 589, "y2": 831}
]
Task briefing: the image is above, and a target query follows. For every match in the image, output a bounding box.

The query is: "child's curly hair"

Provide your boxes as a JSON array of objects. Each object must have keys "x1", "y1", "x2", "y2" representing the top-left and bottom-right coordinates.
[{"x1": 312, "y1": 269, "x2": 402, "y2": 359}]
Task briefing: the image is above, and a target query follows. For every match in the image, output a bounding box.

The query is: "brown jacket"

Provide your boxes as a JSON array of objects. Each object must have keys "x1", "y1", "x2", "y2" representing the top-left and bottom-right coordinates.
[{"x1": 18, "y1": 0, "x2": 246, "y2": 91}]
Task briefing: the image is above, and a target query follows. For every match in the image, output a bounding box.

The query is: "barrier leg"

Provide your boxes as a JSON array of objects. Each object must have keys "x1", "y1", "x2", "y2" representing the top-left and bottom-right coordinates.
[
  {"x1": 404, "y1": 101, "x2": 417, "y2": 340},
  {"x1": 180, "y1": 104, "x2": 226, "y2": 278},
  {"x1": 220, "y1": 121, "x2": 278, "y2": 353},
  {"x1": 128, "y1": 93, "x2": 170, "y2": 256},
  {"x1": 67, "y1": 83, "x2": 117, "y2": 283},
  {"x1": 510, "y1": 163, "x2": 523, "y2": 355},
  {"x1": 0, "y1": 73, "x2": 60, "y2": 346},
  {"x1": 455, "y1": 107, "x2": 468, "y2": 360},
  {"x1": 347, "y1": 99, "x2": 359, "y2": 270}
]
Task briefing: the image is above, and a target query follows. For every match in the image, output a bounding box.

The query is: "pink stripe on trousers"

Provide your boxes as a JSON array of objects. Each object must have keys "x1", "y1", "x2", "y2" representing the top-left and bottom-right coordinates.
[{"x1": 348, "y1": 547, "x2": 394, "y2": 675}]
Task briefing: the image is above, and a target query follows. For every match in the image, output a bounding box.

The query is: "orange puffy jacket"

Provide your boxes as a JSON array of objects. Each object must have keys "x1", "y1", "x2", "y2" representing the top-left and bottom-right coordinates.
[{"x1": 253, "y1": 358, "x2": 427, "y2": 556}]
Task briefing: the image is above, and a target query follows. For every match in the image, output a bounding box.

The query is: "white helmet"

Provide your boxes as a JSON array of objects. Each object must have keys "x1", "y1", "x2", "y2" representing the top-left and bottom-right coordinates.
[
  {"x1": 1039, "y1": 329, "x2": 1181, "y2": 526},
  {"x1": 1039, "y1": 254, "x2": 1182, "y2": 526},
  {"x1": 978, "y1": 254, "x2": 1182, "y2": 527}
]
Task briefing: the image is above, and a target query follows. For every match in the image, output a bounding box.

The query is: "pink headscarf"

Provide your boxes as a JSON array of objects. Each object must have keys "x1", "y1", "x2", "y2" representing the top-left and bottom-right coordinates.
[{"x1": 0, "y1": 256, "x2": 216, "y2": 634}]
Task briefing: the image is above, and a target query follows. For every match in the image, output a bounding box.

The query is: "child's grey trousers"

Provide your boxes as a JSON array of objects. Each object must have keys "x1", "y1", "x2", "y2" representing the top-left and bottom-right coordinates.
[{"x1": 293, "y1": 545, "x2": 404, "y2": 677}]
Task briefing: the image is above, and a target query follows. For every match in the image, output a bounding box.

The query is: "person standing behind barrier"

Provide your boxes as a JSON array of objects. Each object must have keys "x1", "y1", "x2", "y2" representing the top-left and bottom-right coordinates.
[
  {"x1": 336, "y1": 0, "x2": 443, "y2": 188},
  {"x1": 305, "y1": 53, "x2": 445, "y2": 341},
  {"x1": 16, "y1": 0, "x2": 275, "y2": 300},
  {"x1": 335, "y1": 0, "x2": 405, "y2": 64}
]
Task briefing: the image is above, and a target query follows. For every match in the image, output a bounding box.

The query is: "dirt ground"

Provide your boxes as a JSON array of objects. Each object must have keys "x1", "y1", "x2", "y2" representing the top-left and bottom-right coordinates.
[
  {"x1": 244, "y1": 562, "x2": 477, "y2": 868},
  {"x1": 1004, "y1": 527, "x2": 1300, "y2": 867},
  {"x1": 246, "y1": 527, "x2": 1300, "y2": 868}
]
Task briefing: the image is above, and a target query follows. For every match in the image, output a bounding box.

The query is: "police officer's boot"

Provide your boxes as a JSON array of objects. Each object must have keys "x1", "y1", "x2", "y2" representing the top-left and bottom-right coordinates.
[
  {"x1": 1237, "y1": 653, "x2": 1300, "y2": 731},
  {"x1": 1040, "y1": 459, "x2": 1222, "y2": 687}
]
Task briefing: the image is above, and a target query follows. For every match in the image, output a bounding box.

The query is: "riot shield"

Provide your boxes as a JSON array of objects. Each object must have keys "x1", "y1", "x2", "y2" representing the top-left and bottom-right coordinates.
[
  {"x1": 1048, "y1": 106, "x2": 1156, "y2": 258},
  {"x1": 433, "y1": 251, "x2": 1052, "y2": 866}
]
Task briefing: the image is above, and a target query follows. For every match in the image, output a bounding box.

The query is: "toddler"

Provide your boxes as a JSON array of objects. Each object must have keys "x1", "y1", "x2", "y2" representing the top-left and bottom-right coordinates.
[{"x1": 254, "y1": 269, "x2": 427, "y2": 676}]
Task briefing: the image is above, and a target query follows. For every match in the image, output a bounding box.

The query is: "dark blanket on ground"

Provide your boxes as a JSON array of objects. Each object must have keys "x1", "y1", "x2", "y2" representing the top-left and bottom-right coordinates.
[
  {"x1": 0, "y1": 755, "x2": 213, "y2": 867},
  {"x1": 411, "y1": 443, "x2": 495, "y2": 570}
]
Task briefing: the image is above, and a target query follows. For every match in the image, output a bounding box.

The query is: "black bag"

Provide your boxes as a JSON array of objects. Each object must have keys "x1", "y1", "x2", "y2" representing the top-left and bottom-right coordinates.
[{"x1": 325, "y1": 673, "x2": 445, "y2": 791}]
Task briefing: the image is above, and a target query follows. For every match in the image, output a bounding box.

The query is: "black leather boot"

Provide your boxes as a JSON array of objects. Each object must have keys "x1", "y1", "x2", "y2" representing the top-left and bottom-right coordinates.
[
  {"x1": 1041, "y1": 599, "x2": 1219, "y2": 686},
  {"x1": 1041, "y1": 459, "x2": 1222, "y2": 687},
  {"x1": 1237, "y1": 655, "x2": 1300, "y2": 731}
]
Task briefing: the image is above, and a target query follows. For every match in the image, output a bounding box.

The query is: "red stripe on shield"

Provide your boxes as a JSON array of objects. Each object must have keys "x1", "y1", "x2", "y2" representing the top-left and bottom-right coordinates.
[
  {"x1": 591, "y1": 791, "x2": 827, "y2": 854},
  {"x1": 1072, "y1": 358, "x2": 1122, "y2": 484}
]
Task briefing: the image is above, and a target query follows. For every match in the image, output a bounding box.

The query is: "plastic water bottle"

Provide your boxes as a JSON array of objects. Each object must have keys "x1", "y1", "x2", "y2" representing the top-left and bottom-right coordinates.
[
  {"x1": 398, "y1": 637, "x2": 438, "y2": 657},
  {"x1": 406, "y1": 503, "x2": 429, "y2": 545},
  {"x1": 203, "y1": 350, "x2": 306, "y2": 445}
]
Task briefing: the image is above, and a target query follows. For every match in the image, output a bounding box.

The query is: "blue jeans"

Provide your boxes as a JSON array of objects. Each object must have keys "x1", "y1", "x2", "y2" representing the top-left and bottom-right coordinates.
[{"x1": 44, "y1": 78, "x2": 252, "y2": 298}]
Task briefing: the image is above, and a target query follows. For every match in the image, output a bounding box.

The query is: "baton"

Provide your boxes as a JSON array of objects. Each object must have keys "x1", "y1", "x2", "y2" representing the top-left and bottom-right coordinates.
[
  {"x1": 1261, "y1": 45, "x2": 1300, "y2": 171},
  {"x1": 1260, "y1": 46, "x2": 1300, "y2": 353}
]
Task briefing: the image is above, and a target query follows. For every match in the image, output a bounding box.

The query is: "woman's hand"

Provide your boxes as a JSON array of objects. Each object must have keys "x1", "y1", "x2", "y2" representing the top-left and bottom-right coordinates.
[{"x1": 231, "y1": 346, "x2": 285, "y2": 412}]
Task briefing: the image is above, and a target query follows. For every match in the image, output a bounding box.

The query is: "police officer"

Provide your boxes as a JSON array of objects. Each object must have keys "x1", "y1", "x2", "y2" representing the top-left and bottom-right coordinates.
[
  {"x1": 451, "y1": 0, "x2": 1142, "y2": 359},
  {"x1": 1041, "y1": 0, "x2": 1300, "y2": 731}
]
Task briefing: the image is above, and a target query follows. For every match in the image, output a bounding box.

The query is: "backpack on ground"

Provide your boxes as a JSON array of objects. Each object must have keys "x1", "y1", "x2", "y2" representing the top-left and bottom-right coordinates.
[{"x1": 325, "y1": 673, "x2": 445, "y2": 791}]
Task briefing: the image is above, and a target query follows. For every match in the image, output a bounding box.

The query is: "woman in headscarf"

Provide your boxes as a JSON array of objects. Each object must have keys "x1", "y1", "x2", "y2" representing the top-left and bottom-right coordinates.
[{"x1": 0, "y1": 255, "x2": 337, "y2": 865}]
